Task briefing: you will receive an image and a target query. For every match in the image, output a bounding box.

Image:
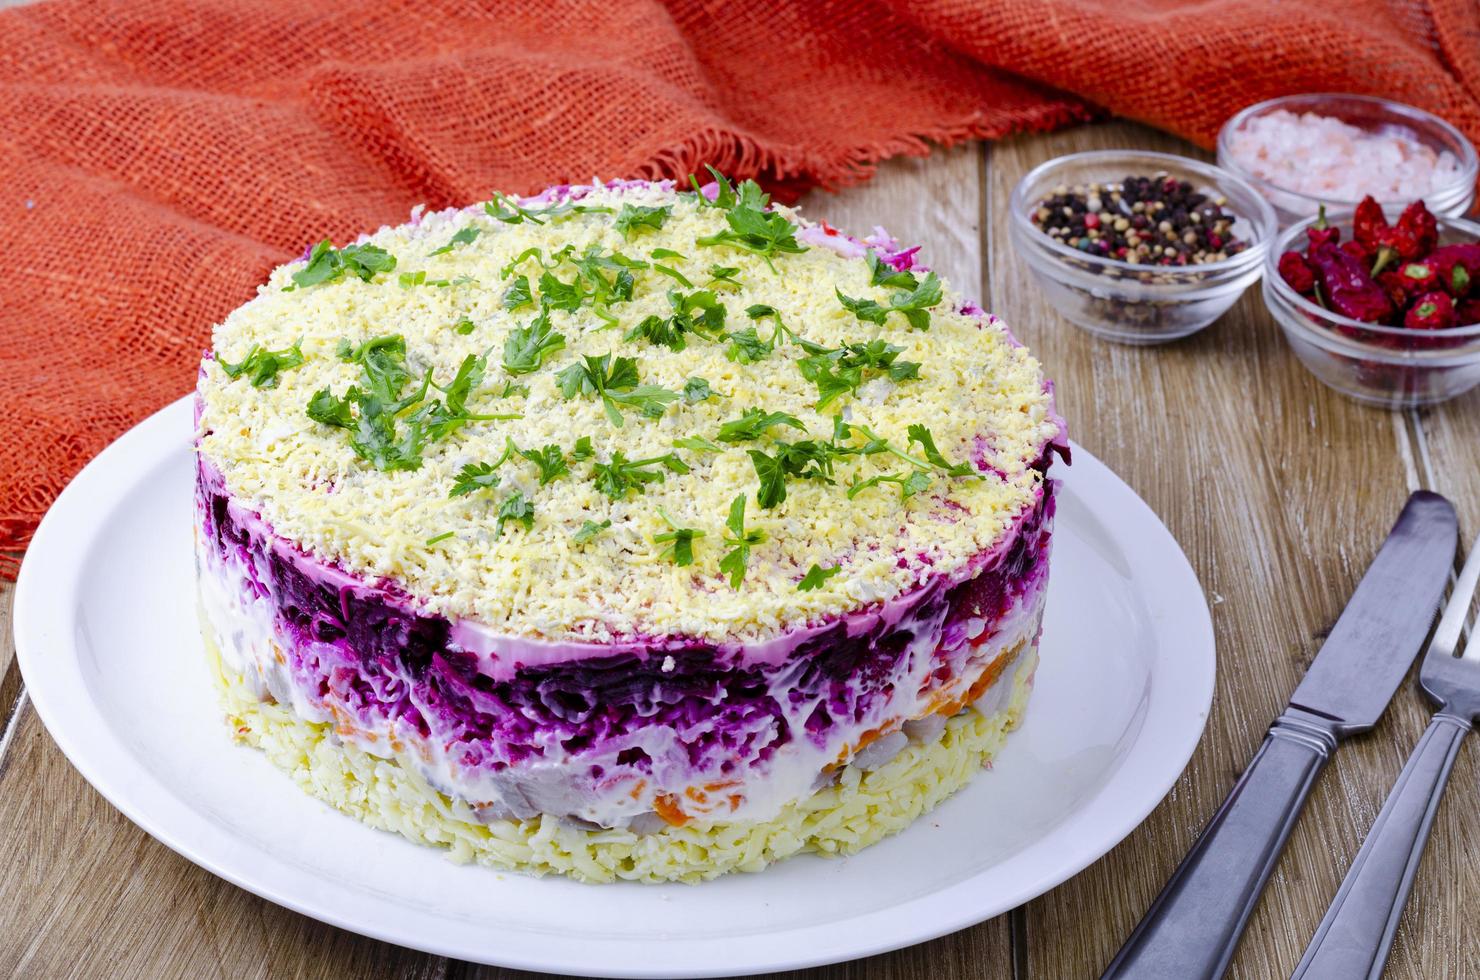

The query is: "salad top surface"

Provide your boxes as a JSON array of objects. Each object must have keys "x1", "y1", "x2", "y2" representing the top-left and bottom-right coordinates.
[{"x1": 196, "y1": 178, "x2": 1061, "y2": 645}]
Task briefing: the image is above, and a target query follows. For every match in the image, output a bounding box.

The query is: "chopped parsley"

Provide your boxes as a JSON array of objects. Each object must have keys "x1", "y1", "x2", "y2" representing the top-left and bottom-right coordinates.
[
  {"x1": 502, "y1": 275, "x2": 534, "y2": 311},
  {"x1": 308, "y1": 338, "x2": 515, "y2": 471},
  {"x1": 397, "y1": 270, "x2": 450, "y2": 288},
  {"x1": 654, "y1": 509, "x2": 705, "y2": 566},
  {"x1": 683, "y1": 377, "x2": 716, "y2": 403},
  {"x1": 707, "y1": 265, "x2": 744, "y2": 289},
  {"x1": 485, "y1": 193, "x2": 615, "y2": 226},
  {"x1": 518, "y1": 443, "x2": 570, "y2": 485},
  {"x1": 502, "y1": 307, "x2": 566, "y2": 375},
  {"x1": 836, "y1": 271, "x2": 942, "y2": 331},
  {"x1": 425, "y1": 531, "x2": 456, "y2": 546},
  {"x1": 216, "y1": 342, "x2": 304, "y2": 389},
  {"x1": 797, "y1": 563, "x2": 840, "y2": 591},
  {"x1": 428, "y1": 226, "x2": 482, "y2": 256},
  {"x1": 691, "y1": 169, "x2": 807, "y2": 272},
  {"x1": 449, "y1": 460, "x2": 503, "y2": 497},
  {"x1": 796, "y1": 339, "x2": 921, "y2": 409},
  {"x1": 452, "y1": 315, "x2": 477, "y2": 335},
  {"x1": 718, "y1": 494, "x2": 764, "y2": 588},
  {"x1": 652, "y1": 263, "x2": 694, "y2": 288},
  {"x1": 867, "y1": 251, "x2": 918, "y2": 289},
  {"x1": 495, "y1": 490, "x2": 535, "y2": 536},
  {"x1": 651, "y1": 247, "x2": 686, "y2": 261},
  {"x1": 572, "y1": 518, "x2": 612, "y2": 544},
  {"x1": 673, "y1": 434, "x2": 724, "y2": 453},
  {"x1": 747, "y1": 440, "x2": 839, "y2": 509},
  {"x1": 592, "y1": 450, "x2": 689, "y2": 499},
  {"x1": 290, "y1": 240, "x2": 397, "y2": 289},
  {"x1": 717, "y1": 408, "x2": 805, "y2": 443},
  {"x1": 557, "y1": 353, "x2": 682, "y2": 427},
  {"x1": 614, "y1": 204, "x2": 673, "y2": 238}
]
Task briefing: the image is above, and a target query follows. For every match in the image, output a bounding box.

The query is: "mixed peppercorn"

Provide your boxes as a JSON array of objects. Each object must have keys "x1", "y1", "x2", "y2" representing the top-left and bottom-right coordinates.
[
  {"x1": 1030, "y1": 173, "x2": 1250, "y2": 266},
  {"x1": 1278, "y1": 196, "x2": 1480, "y2": 336}
]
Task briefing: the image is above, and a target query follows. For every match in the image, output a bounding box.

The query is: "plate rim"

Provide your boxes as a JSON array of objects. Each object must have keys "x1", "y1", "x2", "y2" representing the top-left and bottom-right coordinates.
[{"x1": 14, "y1": 396, "x2": 1216, "y2": 977}]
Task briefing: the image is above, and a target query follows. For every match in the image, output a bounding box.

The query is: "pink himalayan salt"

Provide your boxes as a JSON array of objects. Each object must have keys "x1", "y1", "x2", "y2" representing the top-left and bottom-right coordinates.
[{"x1": 1226, "y1": 109, "x2": 1463, "y2": 202}]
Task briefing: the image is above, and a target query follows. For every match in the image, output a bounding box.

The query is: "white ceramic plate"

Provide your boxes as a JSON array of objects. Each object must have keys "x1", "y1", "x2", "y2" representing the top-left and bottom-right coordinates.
[{"x1": 15, "y1": 397, "x2": 1214, "y2": 978}]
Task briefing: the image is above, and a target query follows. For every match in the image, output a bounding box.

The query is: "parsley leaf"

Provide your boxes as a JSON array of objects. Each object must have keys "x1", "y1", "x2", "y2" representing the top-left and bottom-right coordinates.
[
  {"x1": 797, "y1": 563, "x2": 840, "y2": 591},
  {"x1": 558, "y1": 353, "x2": 680, "y2": 426},
  {"x1": 569, "y1": 435, "x2": 595, "y2": 461},
  {"x1": 724, "y1": 304, "x2": 802, "y2": 363},
  {"x1": 572, "y1": 518, "x2": 612, "y2": 544},
  {"x1": 453, "y1": 315, "x2": 477, "y2": 335},
  {"x1": 718, "y1": 494, "x2": 765, "y2": 588},
  {"x1": 449, "y1": 461, "x2": 501, "y2": 497},
  {"x1": 397, "y1": 270, "x2": 449, "y2": 288},
  {"x1": 651, "y1": 247, "x2": 686, "y2": 260},
  {"x1": 503, "y1": 275, "x2": 533, "y2": 311},
  {"x1": 495, "y1": 490, "x2": 535, "y2": 536},
  {"x1": 425, "y1": 531, "x2": 456, "y2": 546},
  {"x1": 674, "y1": 435, "x2": 724, "y2": 453},
  {"x1": 683, "y1": 377, "x2": 715, "y2": 403},
  {"x1": 429, "y1": 226, "x2": 482, "y2": 256},
  {"x1": 484, "y1": 192, "x2": 547, "y2": 225},
  {"x1": 592, "y1": 450, "x2": 689, "y2": 499},
  {"x1": 217, "y1": 342, "x2": 304, "y2": 389},
  {"x1": 306, "y1": 387, "x2": 355, "y2": 428},
  {"x1": 503, "y1": 307, "x2": 566, "y2": 375},
  {"x1": 652, "y1": 263, "x2": 694, "y2": 288},
  {"x1": 537, "y1": 270, "x2": 585, "y2": 312},
  {"x1": 867, "y1": 251, "x2": 918, "y2": 289},
  {"x1": 695, "y1": 188, "x2": 807, "y2": 272},
  {"x1": 718, "y1": 407, "x2": 805, "y2": 443},
  {"x1": 707, "y1": 265, "x2": 743, "y2": 289},
  {"x1": 906, "y1": 424, "x2": 975, "y2": 477},
  {"x1": 291, "y1": 240, "x2": 397, "y2": 288},
  {"x1": 836, "y1": 271, "x2": 942, "y2": 331},
  {"x1": 518, "y1": 443, "x2": 569, "y2": 485},
  {"x1": 796, "y1": 339, "x2": 920, "y2": 409},
  {"x1": 614, "y1": 204, "x2": 673, "y2": 238},
  {"x1": 654, "y1": 509, "x2": 705, "y2": 566},
  {"x1": 747, "y1": 440, "x2": 838, "y2": 508}
]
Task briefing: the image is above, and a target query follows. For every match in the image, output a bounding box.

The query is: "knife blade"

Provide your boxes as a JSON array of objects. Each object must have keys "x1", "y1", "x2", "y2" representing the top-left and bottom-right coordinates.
[
  {"x1": 1290, "y1": 490, "x2": 1458, "y2": 731},
  {"x1": 1102, "y1": 490, "x2": 1457, "y2": 980}
]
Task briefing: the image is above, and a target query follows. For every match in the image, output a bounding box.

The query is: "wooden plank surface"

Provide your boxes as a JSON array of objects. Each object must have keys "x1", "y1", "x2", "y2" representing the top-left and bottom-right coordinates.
[{"x1": 3, "y1": 126, "x2": 1479, "y2": 978}]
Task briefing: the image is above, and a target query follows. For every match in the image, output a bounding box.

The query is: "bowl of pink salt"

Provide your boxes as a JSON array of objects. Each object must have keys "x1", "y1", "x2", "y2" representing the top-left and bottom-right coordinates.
[{"x1": 1218, "y1": 94, "x2": 1476, "y2": 228}]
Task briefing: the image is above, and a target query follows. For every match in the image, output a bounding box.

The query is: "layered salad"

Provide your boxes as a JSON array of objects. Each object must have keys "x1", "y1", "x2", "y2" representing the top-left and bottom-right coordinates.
[{"x1": 194, "y1": 175, "x2": 1067, "y2": 883}]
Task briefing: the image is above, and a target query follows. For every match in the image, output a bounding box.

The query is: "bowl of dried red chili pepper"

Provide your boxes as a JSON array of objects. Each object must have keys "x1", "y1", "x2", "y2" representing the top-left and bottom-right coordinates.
[
  {"x1": 1264, "y1": 196, "x2": 1480, "y2": 407},
  {"x1": 1010, "y1": 150, "x2": 1277, "y2": 345}
]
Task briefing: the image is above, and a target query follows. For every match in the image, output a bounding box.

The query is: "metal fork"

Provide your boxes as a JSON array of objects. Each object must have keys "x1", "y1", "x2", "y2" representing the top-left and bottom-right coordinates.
[{"x1": 1292, "y1": 532, "x2": 1480, "y2": 980}]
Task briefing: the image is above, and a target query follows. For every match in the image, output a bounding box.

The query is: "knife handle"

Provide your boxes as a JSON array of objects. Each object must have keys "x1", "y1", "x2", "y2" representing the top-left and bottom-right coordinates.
[
  {"x1": 1291, "y1": 711, "x2": 1471, "y2": 980},
  {"x1": 1101, "y1": 711, "x2": 1338, "y2": 980}
]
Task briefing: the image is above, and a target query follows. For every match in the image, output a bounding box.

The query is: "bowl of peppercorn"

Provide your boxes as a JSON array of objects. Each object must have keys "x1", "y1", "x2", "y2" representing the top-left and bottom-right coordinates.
[
  {"x1": 1264, "y1": 197, "x2": 1480, "y2": 407},
  {"x1": 1009, "y1": 150, "x2": 1277, "y2": 344}
]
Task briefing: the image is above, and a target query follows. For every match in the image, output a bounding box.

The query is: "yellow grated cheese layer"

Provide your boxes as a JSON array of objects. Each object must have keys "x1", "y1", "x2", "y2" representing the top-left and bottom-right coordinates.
[
  {"x1": 196, "y1": 181, "x2": 1059, "y2": 644},
  {"x1": 206, "y1": 621, "x2": 1038, "y2": 884}
]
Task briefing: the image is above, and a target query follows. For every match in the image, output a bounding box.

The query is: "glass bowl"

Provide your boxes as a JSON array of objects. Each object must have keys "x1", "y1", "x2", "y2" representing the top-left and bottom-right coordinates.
[
  {"x1": 1218, "y1": 93, "x2": 1478, "y2": 228},
  {"x1": 1008, "y1": 150, "x2": 1277, "y2": 345},
  {"x1": 1263, "y1": 211, "x2": 1480, "y2": 408}
]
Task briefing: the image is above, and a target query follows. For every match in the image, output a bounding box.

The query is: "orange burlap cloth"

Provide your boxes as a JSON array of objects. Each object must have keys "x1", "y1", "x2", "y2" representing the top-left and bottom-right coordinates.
[{"x1": 3, "y1": 0, "x2": 1478, "y2": 572}]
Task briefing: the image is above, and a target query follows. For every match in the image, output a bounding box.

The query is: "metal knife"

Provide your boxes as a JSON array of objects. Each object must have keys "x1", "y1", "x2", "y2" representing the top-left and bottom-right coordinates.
[{"x1": 1100, "y1": 491, "x2": 1457, "y2": 980}]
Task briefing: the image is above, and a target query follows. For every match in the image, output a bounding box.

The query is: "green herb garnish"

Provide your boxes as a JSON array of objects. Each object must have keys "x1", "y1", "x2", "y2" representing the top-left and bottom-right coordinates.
[
  {"x1": 290, "y1": 240, "x2": 397, "y2": 288},
  {"x1": 502, "y1": 307, "x2": 566, "y2": 375},
  {"x1": 495, "y1": 490, "x2": 535, "y2": 536},
  {"x1": 503, "y1": 275, "x2": 534, "y2": 311},
  {"x1": 691, "y1": 170, "x2": 806, "y2": 272},
  {"x1": 558, "y1": 353, "x2": 681, "y2": 427},
  {"x1": 425, "y1": 531, "x2": 456, "y2": 546},
  {"x1": 592, "y1": 450, "x2": 690, "y2": 499},
  {"x1": 614, "y1": 204, "x2": 673, "y2": 239},
  {"x1": 718, "y1": 494, "x2": 765, "y2": 588},
  {"x1": 217, "y1": 342, "x2": 304, "y2": 389},
  {"x1": 429, "y1": 226, "x2": 482, "y2": 256},
  {"x1": 654, "y1": 508, "x2": 705, "y2": 566},
  {"x1": 453, "y1": 316, "x2": 477, "y2": 335},
  {"x1": 518, "y1": 443, "x2": 570, "y2": 485},
  {"x1": 836, "y1": 271, "x2": 941, "y2": 331},
  {"x1": 572, "y1": 518, "x2": 612, "y2": 544},
  {"x1": 717, "y1": 407, "x2": 805, "y2": 443},
  {"x1": 797, "y1": 563, "x2": 840, "y2": 591}
]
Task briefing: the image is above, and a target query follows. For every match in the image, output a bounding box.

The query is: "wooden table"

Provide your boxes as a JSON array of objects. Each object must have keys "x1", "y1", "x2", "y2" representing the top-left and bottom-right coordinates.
[{"x1": 3, "y1": 122, "x2": 1478, "y2": 979}]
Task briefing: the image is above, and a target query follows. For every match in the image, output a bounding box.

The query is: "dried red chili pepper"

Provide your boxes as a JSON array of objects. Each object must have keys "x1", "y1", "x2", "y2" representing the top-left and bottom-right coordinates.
[
  {"x1": 1428, "y1": 243, "x2": 1480, "y2": 298},
  {"x1": 1399, "y1": 261, "x2": 1439, "y2": 294},
  {"x1": 1340, "y1": 240, "x2": 1372, "y2": 264},
  {"x1": 1397, "y1": 200, "x2": 1439, "y2": 255},
  {"x1": 1374, "y1": 225, "x2": 1421, "y2": 262},
  {"x1": 1277, "y1": 251, "x2": 1315, "y2": 293},
  {"x1": 1456, "y1": 296, "x2": 1480, "y2": 325},
  {"x1": 1352, "y1": 195, "x2": 1388, "y2": 251},
  {"x1": 1306, "y1": 205, "x2": 1340, "y2": 248},
  {"x1": 1404, "y1": 290, "x2": 1455, "y2": 330},
  {"x1": 1376, "y1": 270, "x2": 1408, "y2": 309},
  {"x1": 1308, "y1": 241, "x2": 1394, "y2": 323}
]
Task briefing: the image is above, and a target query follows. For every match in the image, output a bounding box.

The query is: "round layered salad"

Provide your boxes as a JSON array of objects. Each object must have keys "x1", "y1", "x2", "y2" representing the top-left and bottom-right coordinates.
[{"x1": 194, "y1": 174, "x2": 1067, "y2": 883}]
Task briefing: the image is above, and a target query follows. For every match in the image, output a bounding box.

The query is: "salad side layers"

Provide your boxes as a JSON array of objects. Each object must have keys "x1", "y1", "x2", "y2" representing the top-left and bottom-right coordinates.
[{"x1": 194, "y1": 176, "x2": 1067, "y2": 881}]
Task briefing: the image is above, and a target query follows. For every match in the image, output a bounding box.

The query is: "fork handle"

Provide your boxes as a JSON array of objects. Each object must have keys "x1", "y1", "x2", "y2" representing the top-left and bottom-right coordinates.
[{"x1": 1292, "y1": 711, "x2": 1472, "y2": 980}]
